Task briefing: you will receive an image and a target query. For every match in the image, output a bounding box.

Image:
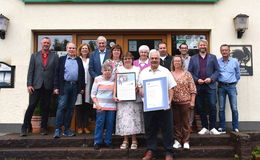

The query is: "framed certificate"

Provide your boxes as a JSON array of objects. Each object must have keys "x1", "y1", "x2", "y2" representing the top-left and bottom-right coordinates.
[
  {"x1": 116, "y1": 72, "x2": 136, "y2": 101},
  {"x1": 143, "y1": 77, "x2": 169, "y2": 112}
]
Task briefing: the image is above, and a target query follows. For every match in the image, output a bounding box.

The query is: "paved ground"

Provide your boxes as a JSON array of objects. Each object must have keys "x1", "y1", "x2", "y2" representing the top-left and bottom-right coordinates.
[{"x1": 0, "y1": 133, "x2": 8, "y2": 136}]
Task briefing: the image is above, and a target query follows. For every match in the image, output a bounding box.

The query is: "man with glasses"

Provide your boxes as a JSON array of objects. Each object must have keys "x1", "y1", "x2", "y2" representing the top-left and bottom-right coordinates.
[
  {"x1": 139, "y1": 49, "x2": 176, "y2": 160},
  {"x1": 53, "y1": 42, "x2": 85, "y2": 138}
]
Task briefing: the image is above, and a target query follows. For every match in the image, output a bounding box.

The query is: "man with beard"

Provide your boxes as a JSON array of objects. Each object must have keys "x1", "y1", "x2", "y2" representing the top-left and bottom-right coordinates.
[
  {"x1": 158, "y1": 42, "x2": 172, "y2": 71},
  {"x1": 179, "y1": 43, "x2": 190, "y2": 70},
  {"x1": 139, "y1": 49, "x2": 176, "y2": 160},
  {"x1": 179, "y1": 43, "x2": 194, "y2": 132},
  {"x1": 188, "y1": 39, "x2": 220, "y2": 135}
]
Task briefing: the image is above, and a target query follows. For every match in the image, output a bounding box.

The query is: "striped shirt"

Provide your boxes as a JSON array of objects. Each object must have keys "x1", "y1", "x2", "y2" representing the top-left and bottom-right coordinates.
[{"x1": 91, "y1": 75, "x2": 116, "y2": 111}]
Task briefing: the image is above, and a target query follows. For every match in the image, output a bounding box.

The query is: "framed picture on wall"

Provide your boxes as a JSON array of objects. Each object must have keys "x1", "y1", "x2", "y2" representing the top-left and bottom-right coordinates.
[
  {"x1": 229, "y1": 45, "x2": 253, "y2": 76},
  {"x1": 0, "y1": 62, "x2": 15, "y2": 88}
]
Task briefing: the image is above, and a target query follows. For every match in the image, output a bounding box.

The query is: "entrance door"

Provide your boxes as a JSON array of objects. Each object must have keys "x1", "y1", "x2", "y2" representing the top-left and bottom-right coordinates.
[
  {"x1": 77, "y1": 34, "x2": 167, "y2": 59},
  {"x1": 123, "y1": 35, "x2": 167, "y2": 59},
  {"x1": 77, "y1": 35, "x2": 123, "y2": 52}
]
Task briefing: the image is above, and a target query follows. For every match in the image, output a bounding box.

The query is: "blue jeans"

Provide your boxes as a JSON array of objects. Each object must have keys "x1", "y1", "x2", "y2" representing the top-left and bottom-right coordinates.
[
  {"x1": 143, "y1": 109, "x2": 173, "y2": 156},
  {"x1": 55, "y1": 83, "x2": 78, "y2": 130},
  {"x1": 196, "y1": 85, "x2": 217, "y2": 130},
  {"x1": 218, "y1": 83, "x2": 239, "y2": 130},
  {"x1": 94, "y1": 110, "x2": 116, "y2": 144}
]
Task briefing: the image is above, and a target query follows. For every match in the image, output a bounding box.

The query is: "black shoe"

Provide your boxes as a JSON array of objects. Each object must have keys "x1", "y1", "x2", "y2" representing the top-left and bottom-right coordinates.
[
  {"x1": 40, "y1": 128, "x2": 48, "y2": 135},
  {"x1": 20, "y1": 127, "x2": 28, "y2": 137},
  {"x1": 105, "y1": 143, "x2": 113, "y2": 149},
  {"x1": 94, "y1": 143, "x2": 101, "y2": 150},
  {"x1": 28, "y1": 124, "x2": 32, "y2": 133}
]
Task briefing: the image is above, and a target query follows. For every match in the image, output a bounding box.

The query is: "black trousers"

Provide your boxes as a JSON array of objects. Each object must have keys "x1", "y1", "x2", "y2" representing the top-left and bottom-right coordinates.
[
  {"x1": 143, "y1": 109, "x2": 174, "y2": 156},
  {"x1": 76, "y1": 102, "x2": 93, "y2": 128},
  {"x1": 22, "y1": 86, "x2": 52, "y2": 130}
]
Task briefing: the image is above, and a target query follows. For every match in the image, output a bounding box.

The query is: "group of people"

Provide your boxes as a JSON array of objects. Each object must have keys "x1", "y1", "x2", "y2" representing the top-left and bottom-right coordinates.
[{"x1": 20, "y1": 36, "x2": 240, "y2": 160}]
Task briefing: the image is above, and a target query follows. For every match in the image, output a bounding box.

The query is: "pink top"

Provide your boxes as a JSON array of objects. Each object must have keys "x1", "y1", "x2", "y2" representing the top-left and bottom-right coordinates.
[{"x1": 133, "y1": 59, "x2": 151, "y2": 71}]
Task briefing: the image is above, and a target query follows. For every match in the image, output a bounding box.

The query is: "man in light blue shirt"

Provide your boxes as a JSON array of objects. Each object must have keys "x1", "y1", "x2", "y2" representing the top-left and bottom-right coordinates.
[
  {"x1": 217, "y1": 44, "x2": 240, "y2": 133},
  {"x1": 53, "y1": 42, "x2": 85, "y2": 138}
]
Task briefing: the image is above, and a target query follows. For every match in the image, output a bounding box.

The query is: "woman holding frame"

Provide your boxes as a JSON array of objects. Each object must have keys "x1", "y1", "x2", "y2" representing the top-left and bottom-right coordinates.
[{"x1": 113, "y1": 52, "x2": 145, "y2": 150}]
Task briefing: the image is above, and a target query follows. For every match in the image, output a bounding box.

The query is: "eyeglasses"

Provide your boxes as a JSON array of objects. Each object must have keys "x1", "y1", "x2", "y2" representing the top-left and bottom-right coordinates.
[
  {"x1": 123, "y1": 58, "x2": 132, "y2": 60},
  {"x1": 150, "y1": 57, "x2": 159, "y2": 60}
]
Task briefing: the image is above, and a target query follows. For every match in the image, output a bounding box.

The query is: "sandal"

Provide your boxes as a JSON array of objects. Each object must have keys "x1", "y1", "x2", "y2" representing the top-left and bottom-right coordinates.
[
  {"x1": 130, "y1": 141, "x2": 138, "y2": 150},
  {"x1": 120, "y1": 141, "x2": 129, "y2": 149}
]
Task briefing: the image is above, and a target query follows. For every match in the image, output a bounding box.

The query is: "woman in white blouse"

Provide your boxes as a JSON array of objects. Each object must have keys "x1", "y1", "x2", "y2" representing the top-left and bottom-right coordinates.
[{"x1": 75, "y1": 43, "x2": 93, "y2": 134}]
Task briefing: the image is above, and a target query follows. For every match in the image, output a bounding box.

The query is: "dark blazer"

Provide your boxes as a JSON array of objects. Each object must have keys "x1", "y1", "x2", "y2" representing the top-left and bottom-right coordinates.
[
  {"x1": 27, "y1": 51, "x2": 58, "y2": 90},
  {"x1": 88, "y1": 49, "x2": 110, "y2": 78},
  {"x1": 54, "y1": 55, "x2": 85, "y2": 95},
  {"x1": 188, "y1": 53, "x2": 219, "y2": 90},
  {"x1": 160, "y1": 54, "x2": 173, "y2": 71}
]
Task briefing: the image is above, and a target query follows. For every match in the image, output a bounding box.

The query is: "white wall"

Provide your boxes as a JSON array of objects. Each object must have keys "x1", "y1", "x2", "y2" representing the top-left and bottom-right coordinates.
[{"x1": 0, "y1": 0, "x2": 259, "y2": 124}]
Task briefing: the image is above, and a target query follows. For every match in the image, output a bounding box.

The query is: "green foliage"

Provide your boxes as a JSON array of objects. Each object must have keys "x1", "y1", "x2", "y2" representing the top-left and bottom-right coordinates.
[
  {"x1": 234, "y1": 154, "x2": 239, "y2": 159},
  {"x1": 251, "y1": 145, "x2": 260, "y2": 160},
  {"x1": 33, "y1": 103, "x2": 41, "y2": 116}
]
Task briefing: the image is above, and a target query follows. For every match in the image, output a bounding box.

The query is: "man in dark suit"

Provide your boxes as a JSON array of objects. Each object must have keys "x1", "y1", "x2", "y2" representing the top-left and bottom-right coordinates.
[
  {"x1": 89, "y1": 36, "x2": 110, "y2": 78},
  {"x1": 188, "y1": 39, "x2": 220, "y2": 135},
  {"x1": 21, "y1": 37, "x2": 58, "y2": 136},
  {"x1": 53, "y1": 42, "x2": 85, "y2": 138}
]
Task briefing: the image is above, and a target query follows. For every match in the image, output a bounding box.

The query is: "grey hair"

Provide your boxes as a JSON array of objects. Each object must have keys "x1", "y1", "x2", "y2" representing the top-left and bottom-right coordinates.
[
  {"x1": 101, "y1": 61, "x2": 113, "y2": 73},
  {"x1": 66, "y1": 42, "x2": 76, "y2": 49},
  {"x1": 96, "y1": 36, "x2": 107, "y2": 43},
  {"x1": 198, "y1": 39, "x2": 208, "y2": 46},
  {"x1": 138, "y1": 45, "x2": 150, "y2": 53},
  {"x1": 149, "y1": 49, "x2": 160, "y2": 58}
]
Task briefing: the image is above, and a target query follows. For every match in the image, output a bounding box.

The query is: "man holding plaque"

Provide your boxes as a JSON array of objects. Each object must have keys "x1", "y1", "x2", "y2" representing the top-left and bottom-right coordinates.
[{"x1": 139, "y1": 49, "x2": 177, "y2": 160}]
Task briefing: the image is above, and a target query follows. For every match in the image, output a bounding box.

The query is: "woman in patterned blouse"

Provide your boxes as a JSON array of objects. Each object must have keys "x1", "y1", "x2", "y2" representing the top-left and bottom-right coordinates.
[{"x1": 171, "y1": 55, "x2": 196, "y2": 150}]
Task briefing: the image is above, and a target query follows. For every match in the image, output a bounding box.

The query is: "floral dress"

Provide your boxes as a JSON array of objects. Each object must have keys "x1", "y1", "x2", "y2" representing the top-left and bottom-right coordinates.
[{"x1": 115, "y1": 66, "x2": 145, "y2": 136}]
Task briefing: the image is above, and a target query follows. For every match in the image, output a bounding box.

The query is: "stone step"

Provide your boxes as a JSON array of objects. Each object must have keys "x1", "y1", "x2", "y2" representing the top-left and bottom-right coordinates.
[
  {"x1": 0, "y1": 133, "x2": 231, "y2": 148},
  {"x1": 0, "y1": 146, "x2": 234, "y2": 160}
]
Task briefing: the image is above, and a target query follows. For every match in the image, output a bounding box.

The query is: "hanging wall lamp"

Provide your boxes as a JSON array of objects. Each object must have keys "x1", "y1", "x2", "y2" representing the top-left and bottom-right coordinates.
[
  {"x1": 0, "y1": 14, "x2": 10, "y2": 40},
  {"x1": 234, "y1": 14, "x2": 249, "y2": 39}
]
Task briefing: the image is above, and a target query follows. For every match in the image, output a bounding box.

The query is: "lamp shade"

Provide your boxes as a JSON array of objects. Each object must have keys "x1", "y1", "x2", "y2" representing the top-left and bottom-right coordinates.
[
  {"x1": 234, "y1": 14, "x2": 249, "y2": 31},
  {"x1": 0, "y1": 14, "x2": 9, "y2": 32}
]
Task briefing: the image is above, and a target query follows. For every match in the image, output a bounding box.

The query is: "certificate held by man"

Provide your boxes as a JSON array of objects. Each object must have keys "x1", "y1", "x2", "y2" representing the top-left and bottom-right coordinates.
[
  {"x1": 143, "y1": 77, "x2": 169, "y2": 112},
  {"x1": 116, "y1": 72, "x2": 136, "y2": 101}
]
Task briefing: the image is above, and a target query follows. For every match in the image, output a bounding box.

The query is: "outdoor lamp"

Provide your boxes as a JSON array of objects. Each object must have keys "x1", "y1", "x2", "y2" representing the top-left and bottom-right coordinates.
[
  {"x1": 233, "y1": 14, "x2": 249, "y2": 39},
  {"x1": 0, "y1": 14, "x2": 10, "y2": 40}
]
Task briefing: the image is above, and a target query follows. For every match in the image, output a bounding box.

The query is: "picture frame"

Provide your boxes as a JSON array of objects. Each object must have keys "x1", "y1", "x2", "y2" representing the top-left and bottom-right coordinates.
[
  {"x1": 143, "y1": 77, "x2": 169, "y2": 112},
  {"x1": 116, "y1": 72, "x2": 136, "y2": 101},
  {"x1": 229, "y1": 45, "x2": 253, "y2": 76},
  {"x1": 0, "y1": 62, "x2": 15, "y2": 88}
]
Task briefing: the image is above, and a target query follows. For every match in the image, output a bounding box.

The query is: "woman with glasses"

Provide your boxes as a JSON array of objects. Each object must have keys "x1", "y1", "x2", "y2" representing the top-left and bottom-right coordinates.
[{"x1": 114, "y1": 52, "x2": 145, "y2": 150}]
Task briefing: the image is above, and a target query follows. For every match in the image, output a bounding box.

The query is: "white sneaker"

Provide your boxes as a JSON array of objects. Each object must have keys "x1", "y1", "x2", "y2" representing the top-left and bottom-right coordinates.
[
  {"x1": 173, "y1": 140, "x2": 182, "y2": 149},
  {"x1": 210, "y1": 128, "x2": 221, "y2": 135},
  {"x1": 183, "y1": 142, "x2": 190, "y2": 150},
  {"x1": 198, "y1": 128, "x2": 209, "y2": 135},
  {"x1": 234, "y1": 128, "x2": 239, "y2": 132}
]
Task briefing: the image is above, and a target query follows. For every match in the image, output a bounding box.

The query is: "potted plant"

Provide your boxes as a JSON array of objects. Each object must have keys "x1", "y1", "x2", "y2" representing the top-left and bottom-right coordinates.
[
  {"x1": 31, "y1": 103, "x2": 41, "y2": 133},
  {"x1": 252, "y1": 146, "x2": 260, "y2": 160}
]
